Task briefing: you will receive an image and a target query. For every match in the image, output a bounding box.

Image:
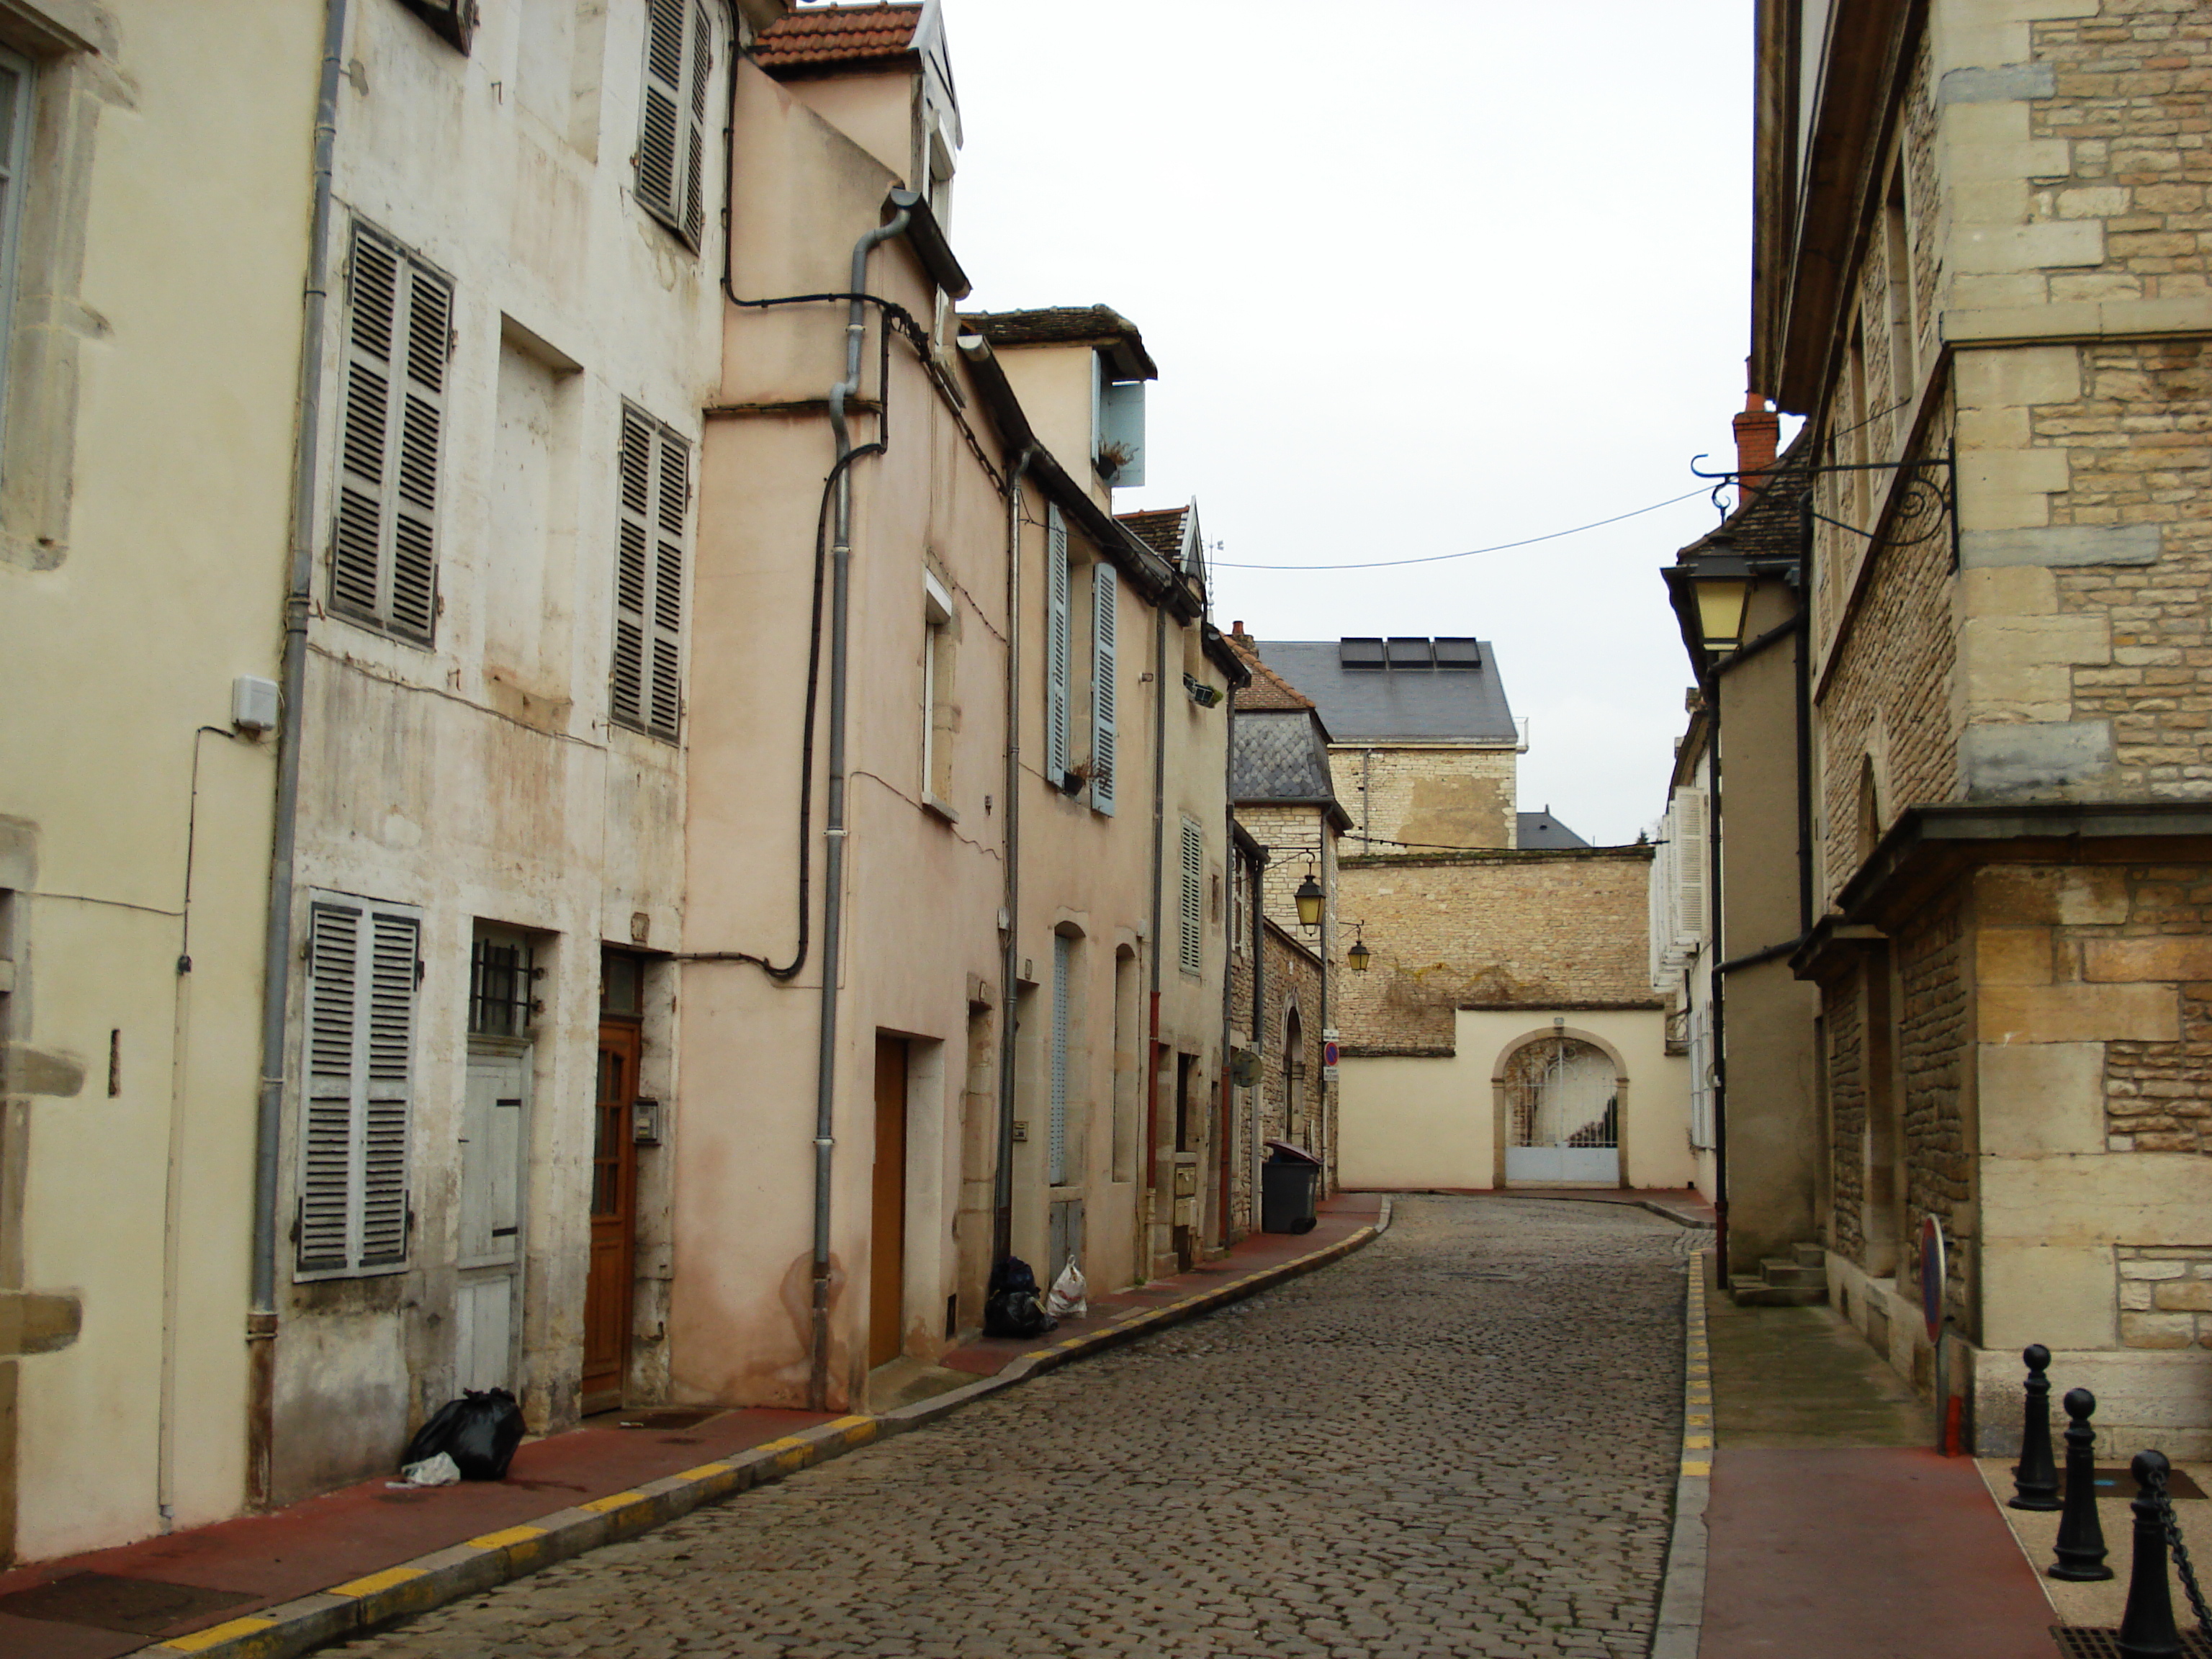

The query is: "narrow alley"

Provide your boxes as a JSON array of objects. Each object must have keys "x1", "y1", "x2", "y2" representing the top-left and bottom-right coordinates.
[{"x1": 329, "y1": 1197, "x2": 1691, "y2": 1659}]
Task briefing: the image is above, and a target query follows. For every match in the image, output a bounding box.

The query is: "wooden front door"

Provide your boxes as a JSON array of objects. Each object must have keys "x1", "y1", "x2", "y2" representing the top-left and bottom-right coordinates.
[
  {"x1": 870, "y1": 1037, "x2": 908, "y2": 1371},
  {"x1": 584, "y1": 1021, "x2": 640, "y2": 1411}
]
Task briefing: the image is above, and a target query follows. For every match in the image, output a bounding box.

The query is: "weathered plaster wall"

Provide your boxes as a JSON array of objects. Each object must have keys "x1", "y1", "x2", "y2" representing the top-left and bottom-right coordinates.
[
  {"x1": 1331, "y1": 745, "x2": 1517, "y2": 853},
  {"x1": 0, "y1": 0, "x2": 312, "y2": 1561},
  {"x1": 1336, "y1": 849, "x2": 1660, "y2": 1056}
]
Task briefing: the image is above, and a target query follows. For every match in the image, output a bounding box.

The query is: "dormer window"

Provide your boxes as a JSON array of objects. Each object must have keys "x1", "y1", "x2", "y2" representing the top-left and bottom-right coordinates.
[{"x1": 1092, "y1": 352, "x2": 1146, "y2": 487}]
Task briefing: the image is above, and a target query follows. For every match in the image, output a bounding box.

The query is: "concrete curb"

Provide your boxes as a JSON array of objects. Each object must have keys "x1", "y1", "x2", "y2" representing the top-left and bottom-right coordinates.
[
  {"x1": 143, "y1": 1202, "x2": 1391, "y2": 1659},
  {"x1": 1652, "y1": 1247, "x2": 1713, "y2": 1659}
]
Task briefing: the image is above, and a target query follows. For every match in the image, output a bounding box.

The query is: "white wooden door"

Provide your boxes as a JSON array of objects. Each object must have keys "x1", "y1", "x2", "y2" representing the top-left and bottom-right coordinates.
[{"x1": 456, "y1": 1046, "x2": 528, "y2": 1391}]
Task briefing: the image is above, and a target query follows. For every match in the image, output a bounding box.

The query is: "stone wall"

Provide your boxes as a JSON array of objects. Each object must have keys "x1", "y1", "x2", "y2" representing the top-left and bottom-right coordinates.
[
  {"x1": 1226, "y1": 919, "x2": 1330, "y2": 1231},
  {"x1": 1899, "y1": 892, "x2": 1970, "y2": 1323},
  {"x1": 1328, "y1": 745, "x2": 1517, "y2": 853},
  {"x1": 1336, "y1": 848, "x2": 1658, "y2": 1056},
  {"x1": 1827, "y1": 968, "x2": 1869, "y2": 1263},
  {"x1": 2118, "y1": 1246, "x2": 2212, "y2": 1351}
]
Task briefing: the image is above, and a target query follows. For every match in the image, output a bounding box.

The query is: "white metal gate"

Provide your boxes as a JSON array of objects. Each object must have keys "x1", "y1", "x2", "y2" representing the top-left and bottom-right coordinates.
[{"x1": 1504, "y1": 1035, "x2": 1619, "y2": 1185}]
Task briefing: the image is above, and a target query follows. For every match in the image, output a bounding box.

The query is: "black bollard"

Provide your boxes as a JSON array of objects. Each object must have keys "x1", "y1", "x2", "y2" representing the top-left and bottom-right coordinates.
[
  {"x1": 2118, "y1": 1450, "x2": 2183, "y2": 1659},
  {"x1": 2049, "y1": 1388, "x2": 2113, "y2": 1581},
  {"x1": 2011, "y1": 1344, "x2": 2062, "y2": 1511}
]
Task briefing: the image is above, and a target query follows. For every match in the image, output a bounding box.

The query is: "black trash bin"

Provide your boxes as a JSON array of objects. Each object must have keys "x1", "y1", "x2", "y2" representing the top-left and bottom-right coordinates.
[{"x1": 1261, "y1": 1138, "x2": 1322, "y2": 1234}]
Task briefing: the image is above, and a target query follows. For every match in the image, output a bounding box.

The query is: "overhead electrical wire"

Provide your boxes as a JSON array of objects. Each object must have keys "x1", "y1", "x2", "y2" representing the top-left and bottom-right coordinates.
[{"x1": 1208, "y1": 488, "x2": 1713, "y2": 571}]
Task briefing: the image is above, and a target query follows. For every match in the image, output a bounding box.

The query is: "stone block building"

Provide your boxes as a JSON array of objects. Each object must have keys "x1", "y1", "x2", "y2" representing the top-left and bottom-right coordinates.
[
  {"x1": 1719, "y1": 0, "x2": 2212, "y2": 1452},
  {"x1": 1232, "y1": 632, "x2": 1691, "y2": 1193}
]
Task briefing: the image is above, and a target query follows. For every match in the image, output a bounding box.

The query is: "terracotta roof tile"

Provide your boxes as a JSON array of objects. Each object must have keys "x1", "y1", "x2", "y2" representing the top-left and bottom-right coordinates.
[
  {"x1": 1116, "y1": 508, "x2": 1187, "y2": 563},
  {"x1": 1226, "y1": 637, "x2": 1315, "y2": 714},
  {"x1": 753, "y1": 4, "x2": 922, "y2": 71}
]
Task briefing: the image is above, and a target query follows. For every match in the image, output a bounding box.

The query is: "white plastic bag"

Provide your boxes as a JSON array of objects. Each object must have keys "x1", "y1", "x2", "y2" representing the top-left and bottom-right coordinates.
[
  {"x1": 389, "y1": 1451, "x2": 462, "y2": 1489},
  {"x1": 1045, "y1": 1262, "x2": 1087, "y2": 1320}
]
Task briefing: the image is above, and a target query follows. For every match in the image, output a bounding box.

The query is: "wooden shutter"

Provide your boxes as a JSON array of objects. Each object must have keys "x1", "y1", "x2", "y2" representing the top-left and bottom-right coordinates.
[
  {"x1": 1179, "y1": 818, "x2": 1203, "y2": 976},
  {"x1": 332, "y1": 224, "x2": 448, "y2": 643},
  {"x1": 1090, "y1": 562, "x2": 1117, "y2": 814},
  {"x1": 612, "y1": 407, "x2": 687, "y2": 742},
  {"x1": 1049, "y1": 934, "x2": 1071, "y2": 1187},
  {"x1": 639, "y1": 0, "x2": 710, "y2": 246},
  {"x1": 1673, "y1": 786, "x2": 1709, "y2": 946},
  {"x1": 300, "y1": 896, "x2": 419, "y2": 1278},
  {"x1": 1046, "y1": 505, "x2": 1070, "y2": 783}
]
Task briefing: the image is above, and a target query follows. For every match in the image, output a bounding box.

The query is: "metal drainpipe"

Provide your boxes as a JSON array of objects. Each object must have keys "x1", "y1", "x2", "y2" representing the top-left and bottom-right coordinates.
[
  {"x1": 1144, "y1": 603, "x2": 1167, "y2": 1253},
  {"x1": 1215, "y1": 686, "x2": 1236, "y2": 1246},
  {"x1": 1709, "y1": 685, "x2": 1730, "y2": 1278},
  {"x1": 248, "y1": 0, "x2": 349, "y2": 1510},
  {"x1": 806, "y1": 207, "x2": 911, "y2": 1413},
  {"x1": 1249, "y1": 844, "x2": 1265, "y2": 1231},
  {"x1": 990, "y1": 446, "x2": 1036, "y2": 1267}
]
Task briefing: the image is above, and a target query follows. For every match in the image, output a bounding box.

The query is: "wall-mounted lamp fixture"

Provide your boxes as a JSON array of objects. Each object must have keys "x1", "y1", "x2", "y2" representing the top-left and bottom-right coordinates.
[
  {"x1": 1294, "y1": 858, "x2": 1324, "y2": 929},
  {"x1": 1346, "y1": 922, "x2": 1370, "y2": 974}
]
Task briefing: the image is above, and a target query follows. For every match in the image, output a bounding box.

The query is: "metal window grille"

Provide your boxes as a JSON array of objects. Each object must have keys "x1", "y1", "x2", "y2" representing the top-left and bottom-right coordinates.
[{"x1": 469, "y1": 935, "x2": 536, "y2": 1037}]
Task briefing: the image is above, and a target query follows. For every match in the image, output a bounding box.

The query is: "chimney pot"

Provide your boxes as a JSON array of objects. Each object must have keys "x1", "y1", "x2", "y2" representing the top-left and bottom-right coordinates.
[{"x1": 1732, "y1": 390, "x2": 1779, "y2": 510}]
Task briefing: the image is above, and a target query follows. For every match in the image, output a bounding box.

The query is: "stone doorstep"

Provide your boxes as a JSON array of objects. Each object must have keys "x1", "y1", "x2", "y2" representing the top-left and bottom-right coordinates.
[{"x1": 134, "y1": 1204, "x2": 1391, "y2": 1659}]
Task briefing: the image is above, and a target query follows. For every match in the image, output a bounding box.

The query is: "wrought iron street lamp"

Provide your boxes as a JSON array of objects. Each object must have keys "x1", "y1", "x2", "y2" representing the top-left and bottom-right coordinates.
[{"x1": 1294, "y1": 872, "x2": 1324, "y2": 929}]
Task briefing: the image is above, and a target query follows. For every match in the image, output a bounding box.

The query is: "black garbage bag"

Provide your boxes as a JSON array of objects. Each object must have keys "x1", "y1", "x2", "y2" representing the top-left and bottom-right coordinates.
[
  {"x1": 401, "y1": 1388, "x2": 526, "y2": 1480},
  {"x1": 983, "y1": 1256, "x2": 1057, "y2": 1339}
]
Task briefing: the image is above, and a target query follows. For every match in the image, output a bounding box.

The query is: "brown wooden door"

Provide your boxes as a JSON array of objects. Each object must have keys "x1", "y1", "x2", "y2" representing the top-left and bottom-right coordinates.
[
  {"x1": 584, "y1": 1022, "x2": 640, "y2": 1411},
  {"x1": 870, "y1": 1037, "x2": 908, "y2": 1371}
]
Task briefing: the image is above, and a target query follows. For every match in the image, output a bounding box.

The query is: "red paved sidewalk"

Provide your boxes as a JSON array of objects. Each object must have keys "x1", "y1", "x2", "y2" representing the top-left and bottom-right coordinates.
[
  {"x1": 0, "y1": 1194, "x2": 1382, "y2": 1658},
  {"x1": 1701, "y1": 1446, "x2": 2058, "y2": 1658}
]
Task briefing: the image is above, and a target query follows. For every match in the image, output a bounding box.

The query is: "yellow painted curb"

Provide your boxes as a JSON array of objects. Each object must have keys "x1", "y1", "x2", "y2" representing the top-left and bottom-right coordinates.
[
  {"x1": 674, "y1": 1462, "x2": 733, "y2": 1482},
  {"x1": 156, "y1": 1617, "x2": 280, "y2": 1653},
  {"x1": 329, "y1": 1565, "x2": 426, "y2": 1598},
  {"x1": 579, "y1": 1490, "x2": 647, "y2": 1514},
  {"x1": 465, "y1": 1525, "x2": 547, "y2": 1551}
]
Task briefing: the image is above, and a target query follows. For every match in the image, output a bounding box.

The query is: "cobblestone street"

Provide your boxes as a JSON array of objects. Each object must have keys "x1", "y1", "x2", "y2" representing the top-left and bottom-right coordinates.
[{"x1": 340, "y1": 1197, "x2": 1691, "y2": 1659}]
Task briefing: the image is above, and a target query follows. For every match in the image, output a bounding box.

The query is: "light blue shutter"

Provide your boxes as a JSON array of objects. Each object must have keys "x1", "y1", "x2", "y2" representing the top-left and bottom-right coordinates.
[
  {"x1": 1049, "y1": 934, "x2": 1071, "y2": 1186},
  {"x1": 1090, "y1": 562, "x2": 1117, "y2": 814},
  {"x1": 1046, "y1": 505, "x2": 1071, "y2": 785}
]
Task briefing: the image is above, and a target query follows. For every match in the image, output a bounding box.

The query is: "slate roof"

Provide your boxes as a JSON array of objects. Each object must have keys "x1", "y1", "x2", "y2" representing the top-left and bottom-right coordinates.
[
  {"x1": 1517, "y1": 809, "x2": 1591, "y2": 850},
  {"x1": 1232, "y1": 710, "x2": 1337, "y2": 804},
  {"x1": 1117, "y1": 508, "x2": 1187, "y2": 563},
  {"x1": 960, "y1": 306, "x2": 1159, "y2": 381},
  {"x1": 1254, "y1": 638, "x2": 1518, "y2": 745},
  {"x1": 752, "y1": 4, "x2": 922, "y2": 71}
]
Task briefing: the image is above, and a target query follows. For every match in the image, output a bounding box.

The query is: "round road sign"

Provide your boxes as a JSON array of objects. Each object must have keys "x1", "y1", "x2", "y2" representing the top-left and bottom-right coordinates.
[{"x1": 1920, "y1": 1214, "x2": 1946, "y2": 1344}]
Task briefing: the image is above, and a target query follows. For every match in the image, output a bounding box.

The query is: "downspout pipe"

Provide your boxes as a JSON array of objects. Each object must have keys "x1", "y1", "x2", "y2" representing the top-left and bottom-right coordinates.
[
  {"x1": 1709, "y1": 685, "x2": 1730, "y2": 1278},
  {"x1": 991, "y1": 445, "x2": 1036, "y2": 1265},
  {"x1": 807, "y1": 204, "x2": 911, "y2": 1413},
  {"x1": 1146, "y1": 602, "x2": 1168, "y2": 1246},
  {"x1": 249, "y1": 0, "x2": 348, "y2": 1508},
  {"x1": 1216, "y1": 691, "x2": 1236, "y2": 1247}
]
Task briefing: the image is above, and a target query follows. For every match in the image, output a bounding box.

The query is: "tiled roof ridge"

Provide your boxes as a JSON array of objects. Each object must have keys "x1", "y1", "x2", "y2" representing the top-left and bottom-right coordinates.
[
  {"x1": 1115, "y1": 506, "x2": 1188, "y2": 562},
  {"x1": 753, "y1": 4, "x2": 922, "y2": 69},
  {"x1": 1228, "y1": 637, "x2": 1316, "y2": 712}
]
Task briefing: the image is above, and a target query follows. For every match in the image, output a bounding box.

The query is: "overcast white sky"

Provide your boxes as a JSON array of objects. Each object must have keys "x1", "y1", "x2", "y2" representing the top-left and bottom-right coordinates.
[{"x1": 933, "y1": 0, "x2": 1754, "y2": 845}]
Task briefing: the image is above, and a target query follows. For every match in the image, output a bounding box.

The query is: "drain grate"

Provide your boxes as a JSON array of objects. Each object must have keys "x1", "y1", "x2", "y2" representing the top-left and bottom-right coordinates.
[
  {"x1": 0, "y1": 1572, "x2": 256, "y2": 1636},
  {"x1": 2051, "y1": 1628, "x2": 2212, "y2": 1657}
]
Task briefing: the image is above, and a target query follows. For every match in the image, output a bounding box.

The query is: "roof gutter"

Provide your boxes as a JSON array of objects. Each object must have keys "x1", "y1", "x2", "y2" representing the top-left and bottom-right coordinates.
[{"x1": 954, "y1": 333, "x2": 1181, "y2": 604}]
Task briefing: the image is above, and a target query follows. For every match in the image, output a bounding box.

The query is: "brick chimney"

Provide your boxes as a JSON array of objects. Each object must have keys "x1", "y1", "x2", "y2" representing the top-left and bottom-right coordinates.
[{"x1": 1733, "y1": 390, "x2": 1779, "y2": 508}]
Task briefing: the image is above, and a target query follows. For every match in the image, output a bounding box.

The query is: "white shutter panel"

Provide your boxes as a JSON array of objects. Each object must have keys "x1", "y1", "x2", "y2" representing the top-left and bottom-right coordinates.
[
  {"x1": 1090, "y1": 562, "x2": 1118, "y2": 814},
  {"x1": 360, "y1": 910, "x2": 418, "y2": 1266},
  {"x1": 612, "y1": 409, "x2": 652, "y2": 730},
  {"x1": 612, "y1": 409, "x2": 687, "y2": 741},
  {"x1": 683, "y1": 0, "x2": 711, "y2": 247},
  {"x1": 649, "y1": 425, "x2": 688, "y2": 740},
  {"x1": 1046, "y1": 505, "x2": 1071, "y2": 784},
  {"x1": 1179, "y1": 819, "x2": 1203, "y2": 976},
  {"x1": 300, "y1": 896, "x2": 418, "y2": 1277},
  {"x1": 300, "y1": 903, "x2": 361, "y2": 1273},
  {"x1": 1049, "y1": 934, "x2": 1071, "y2": 1187},
  {"x1": 331, "y1": 224, "x2": 446, "y2": 643},
  {"x1": 1673, "y1": 786, "x2": 1709, "y2": 946},
  {"x1": 639, "y1": 0, "x2": 709, "y2": 245}
]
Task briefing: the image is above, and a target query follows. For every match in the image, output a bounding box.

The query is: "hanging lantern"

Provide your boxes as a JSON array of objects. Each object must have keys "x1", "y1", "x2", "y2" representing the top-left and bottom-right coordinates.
[
  {"x1": 1294, "y1": 873, "x2": 1324, "y2": 928},
  {"x1": 1347, "y1": 937, "x2": 1371, "y2": 973}
]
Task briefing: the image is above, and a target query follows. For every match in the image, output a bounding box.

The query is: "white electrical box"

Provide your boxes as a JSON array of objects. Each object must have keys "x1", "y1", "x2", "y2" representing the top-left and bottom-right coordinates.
[{"x1": 232, "y1": 675, "x2": 279, "y2": 735}]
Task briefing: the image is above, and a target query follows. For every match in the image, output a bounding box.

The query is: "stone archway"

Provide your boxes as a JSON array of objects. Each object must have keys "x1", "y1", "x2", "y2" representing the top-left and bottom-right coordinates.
[{"x1": 1490, "y1": 1026, "x2": 1632, "y2": 1187}]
